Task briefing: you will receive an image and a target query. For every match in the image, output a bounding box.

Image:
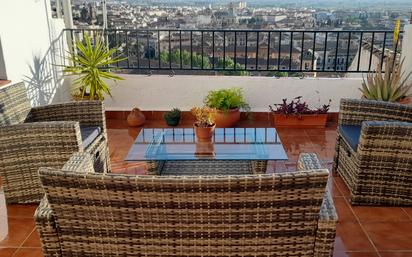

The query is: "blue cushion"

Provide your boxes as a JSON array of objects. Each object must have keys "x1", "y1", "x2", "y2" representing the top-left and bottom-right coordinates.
[
  {"x1": 339, "y1": 125, "x2": 362, "y2": 151},
  {"x1": 80, "y1": 126, "x2": 101, "y2": 148}
]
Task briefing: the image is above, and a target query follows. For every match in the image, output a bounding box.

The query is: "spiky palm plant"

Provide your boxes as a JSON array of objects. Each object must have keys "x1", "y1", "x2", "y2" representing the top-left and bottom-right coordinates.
[
  {"x1": 64, "y1": 33, "x2": 127, "y2": 100},
  {"x1": 360, "y1": 55, "x2": 412, "y2": 102}
]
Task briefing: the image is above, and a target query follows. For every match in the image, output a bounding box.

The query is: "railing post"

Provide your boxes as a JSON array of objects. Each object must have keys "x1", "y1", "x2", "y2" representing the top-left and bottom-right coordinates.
[{"x1": 401, "y1": 25, "x2": 412, "y2": 86}]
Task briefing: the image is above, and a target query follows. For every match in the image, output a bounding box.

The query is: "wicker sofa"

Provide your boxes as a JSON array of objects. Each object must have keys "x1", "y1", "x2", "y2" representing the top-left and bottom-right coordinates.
[
  {"x1": 0, "y1": 82, "x2": 110, "y2": 204},
  {"x1": 333, "y1": 98, "x2": 412, "y2": 206},
  {"x1": 35, "y1": 152, "x2": 337, "y2": 257}
]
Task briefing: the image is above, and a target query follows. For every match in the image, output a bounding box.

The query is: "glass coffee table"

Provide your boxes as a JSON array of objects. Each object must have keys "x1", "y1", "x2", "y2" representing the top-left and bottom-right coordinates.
[{"x1": 126, "y1": 127, "x2": 288, "y2": 176}]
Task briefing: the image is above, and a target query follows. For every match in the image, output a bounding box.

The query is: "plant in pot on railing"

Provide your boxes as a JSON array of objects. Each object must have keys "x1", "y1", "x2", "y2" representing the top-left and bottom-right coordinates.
[
  {"x1": 360, "y1": 55, "x2": 412, "y2": 104},
  {"x1": 191, "y1": 106, "x2": 216, "y2": 142},
  {"x1": 204, "y1": 87, "x2": 250, "y2": 128},
  {"x1": 269, "y1": 96, "x2": 331, "y2": 128},
  {"x1": 63, "y1": 33, "x2": 127, "y2": 100},
  {"x1": 163, "y1": 108, "x2": 181, "y2": 126}
]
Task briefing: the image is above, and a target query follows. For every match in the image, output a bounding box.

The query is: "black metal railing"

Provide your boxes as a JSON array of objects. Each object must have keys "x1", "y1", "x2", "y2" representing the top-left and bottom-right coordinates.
[{"x1": 64, "y1": 28, "x2": 403, "y2": 74}]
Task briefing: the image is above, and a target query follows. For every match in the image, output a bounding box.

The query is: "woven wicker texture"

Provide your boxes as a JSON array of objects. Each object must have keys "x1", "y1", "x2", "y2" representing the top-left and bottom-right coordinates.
[
  {"x1": 0, "y1": 82, "x2": 110, "y2": 203},
  {"x1": 297, "y1": 153, "x2": 338, "y2": 257},
  {"x1": 338, "y1": 98, "x2": 412, "y2": 126},
  {"x1": 36, "y1": 152, "x2": 336, "y2": 257},
  {"x1": 0, "y1": 82, "x2": 31, "y2": 126},
  {"x1": 147, "y1": 160, "x2": 268, "y2": 176},
  {"x1": 334, "y1": 98, "x2": 412, "y2": 206}
]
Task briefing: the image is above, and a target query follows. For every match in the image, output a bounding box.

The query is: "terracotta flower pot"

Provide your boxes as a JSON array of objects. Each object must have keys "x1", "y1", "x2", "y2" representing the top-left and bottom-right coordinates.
[
  {"x1": 399, "y1": 97, "x2": 411, "y2": 105},
  {"x1": 194, "y1": 124, "x2": 216, "y2": 142},
  {"x1": 214, "y1": 108, "x2": 240, "y2": 128},
  {"x1": 273, "y1": 113, "x2": 328, "y2": 128},
  {"x1": 127, "y1": 108, "x2": 146, "y2": 127}
]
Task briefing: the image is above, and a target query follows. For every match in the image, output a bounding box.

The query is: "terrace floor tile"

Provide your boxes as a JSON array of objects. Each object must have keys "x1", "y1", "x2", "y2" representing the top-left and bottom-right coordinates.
[
  {"x1": 362, "y1": 222, "x2": 412, "y2": 251},
  {"x1": 0, "y1": 118, "x2": 410, "y2": 257}
]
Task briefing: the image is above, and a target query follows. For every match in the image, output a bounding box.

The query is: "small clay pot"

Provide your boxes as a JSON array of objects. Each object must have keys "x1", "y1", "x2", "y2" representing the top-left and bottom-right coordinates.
[
  {"x1": 127, "y1": 108, "x2": 145, "y2": 127},
  {"x1": 399, "y1": 97, "x2": 411, "y2": 105},
  {"x1": 194, "y1": 123, "x2": 216, "y2": 142}
]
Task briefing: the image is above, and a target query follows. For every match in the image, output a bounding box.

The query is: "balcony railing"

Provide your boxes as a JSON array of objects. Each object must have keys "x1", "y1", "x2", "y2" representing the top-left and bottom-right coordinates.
[{"x1": 64, "y1": 28, "x2": 403, "y2": 74}]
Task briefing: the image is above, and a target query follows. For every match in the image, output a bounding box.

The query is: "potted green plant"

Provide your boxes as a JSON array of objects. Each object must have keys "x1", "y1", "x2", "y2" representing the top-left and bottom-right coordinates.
[
  {"x1": 204, "y1": 87, "x2": 250, "y2": 127},
  {"x1": 360, "y1": 55, "x2": 412, "y2": 104},
  {"x1": 163, "y1": 108, "x2": 181, "y2": 126},
  {"x1": 191, "y1": 106, "x2": 216, "y2": 142},
  {"x1": 269, "y1": 96, "x2": 331, "y2": 128},
  {"x1": 64, "y1": 33, "x2": 127, "y2": 100}
]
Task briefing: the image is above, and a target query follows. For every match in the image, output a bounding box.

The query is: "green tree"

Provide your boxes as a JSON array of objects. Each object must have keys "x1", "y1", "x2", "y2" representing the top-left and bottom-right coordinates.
[
  {"x1": 192, "y1": 54, "x2": 210, "y2": 68},
  {"x1": 160, "y1": 49, "x2": 210, "y2": 68},
  {"x1": 160, "y1": 51, "x2": 170, "y2": 63},
  {"x1": 217, "y1": 57, "x2": 250, "y2": 76}
]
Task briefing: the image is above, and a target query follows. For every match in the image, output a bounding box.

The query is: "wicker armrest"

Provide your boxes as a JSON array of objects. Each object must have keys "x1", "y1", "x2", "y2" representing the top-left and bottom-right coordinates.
[
  {"x1": 0, "y1": 121, "x2": 82, "y2": 150},
  {"x1": 358, "y1": 120, "x2": 412, "y2": 157},
  {"x1": 297, "y1": 153, "x2": 337, "y2": 256},
  {"x1": 338, "y1": 98, "x2": 412, "y2": 126},
  {"x1": 30, "y1": 101, "x2": 106, "y2": 130},
  {"x1": 315, "y1": 187, "x2": 338, "y2": 257},
  {"x1": 63, "y1": 152, "x2": 97, "y2": 173},
  {"x1": 34, "y1": 196, "x2": 61, "y2": 257},
  {"x1": 297, "y1": 153, "x2": 322, "y2": 171}
]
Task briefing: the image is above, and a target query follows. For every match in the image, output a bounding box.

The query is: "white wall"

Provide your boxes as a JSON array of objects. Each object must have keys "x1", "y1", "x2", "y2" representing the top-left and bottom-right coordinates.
[
  {"x1": 0, "y1": 0, "x2": 66, "y2": 106},
  {"x1": 96, "y1": 75, "x2": 363, "y2": 112},
  {"x1": 401, "y1": 25, "x2": 412, "y2": 85}
]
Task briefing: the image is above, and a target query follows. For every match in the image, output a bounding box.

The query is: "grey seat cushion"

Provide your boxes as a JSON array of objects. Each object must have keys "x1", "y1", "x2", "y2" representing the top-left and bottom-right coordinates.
[
  {"x1": 80, "y1": 126, "x2": 102, "y2": 148},
  {"x1": 339, "y1": 125, "x2": 362, "y2": 151}
]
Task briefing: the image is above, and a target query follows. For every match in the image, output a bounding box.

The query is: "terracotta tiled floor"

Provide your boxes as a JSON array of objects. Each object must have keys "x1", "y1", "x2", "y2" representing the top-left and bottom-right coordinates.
[{"x1": 1, "y1": 118, "x2": 412, "y2": 257}]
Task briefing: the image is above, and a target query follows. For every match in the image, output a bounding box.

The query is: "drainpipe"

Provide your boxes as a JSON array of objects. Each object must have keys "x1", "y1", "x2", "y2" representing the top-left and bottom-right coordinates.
[
  {"x1": 62, "y1": 0, "x2": 75, "y2": 63},
  {"x1": 56, "y1": 0, "x2": 62, "y2": 18},
  {"x1": 62, "y1": 0, "x2": 73, "y2": 29},
  {"x1": 102, "y1": 0, "x2": 108, "y2": 29},
  {"x1": 102, "y1": 0, "x2": 109, "y2": 48}
]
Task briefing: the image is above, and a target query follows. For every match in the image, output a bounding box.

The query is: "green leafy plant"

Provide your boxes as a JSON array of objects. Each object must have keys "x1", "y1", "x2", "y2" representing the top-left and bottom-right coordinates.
[
  {"x1": 163, "y1": 108, "x2": 181, "y2": 126},
  {"x1": 64, "y1": 33, "x2": 127, "y2": 100},
  {"x1": 269, "y1": 96, "x2": 331, "y2": 115},
  {"x1": 204, "y1": 87, "x2": 250, "y2": 112},
  {"x1": 360, "y1": 55, "x2": 412, "y2": 102}
]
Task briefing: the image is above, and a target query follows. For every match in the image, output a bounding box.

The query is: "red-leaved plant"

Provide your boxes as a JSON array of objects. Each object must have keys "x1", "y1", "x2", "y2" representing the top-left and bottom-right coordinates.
[{"x1": 269, "y1": 96, "x2": 331, "y2": 115}]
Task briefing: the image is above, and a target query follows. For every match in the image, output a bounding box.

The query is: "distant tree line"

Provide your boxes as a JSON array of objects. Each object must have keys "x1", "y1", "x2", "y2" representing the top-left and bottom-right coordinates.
[{"x1": 159, "y1": 49, "x2": 250, "y2": 76}]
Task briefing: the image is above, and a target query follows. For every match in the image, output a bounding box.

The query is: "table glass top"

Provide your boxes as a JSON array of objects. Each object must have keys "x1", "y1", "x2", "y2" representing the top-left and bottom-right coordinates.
[{"x1": 125, "y1": 128, "x2": 288, "y2": 161}]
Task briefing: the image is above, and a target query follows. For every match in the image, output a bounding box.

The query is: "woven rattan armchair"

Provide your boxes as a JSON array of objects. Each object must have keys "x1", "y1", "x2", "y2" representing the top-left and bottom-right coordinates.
[
  {"x1": 35, "y1": 152, "x2": 337, "y2": 257},
  {"x1": 333, "y1": 98, "x2": 412, "y2": 206},
  {"x1": 0, "y1": 82, "x2": 110, "y2": 204}
]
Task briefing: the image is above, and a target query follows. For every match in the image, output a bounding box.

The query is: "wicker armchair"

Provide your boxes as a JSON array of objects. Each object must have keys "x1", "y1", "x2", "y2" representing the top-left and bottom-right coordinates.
[
  {"x1": 0, "y1": 82, "x2": 110, "y2": 204},
  {"x1": 333, "y1": 98, "x2": 412, "y2": 206},
  {"x1": 35, "y1": 152, "x2": 337, "y2": 257}
]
